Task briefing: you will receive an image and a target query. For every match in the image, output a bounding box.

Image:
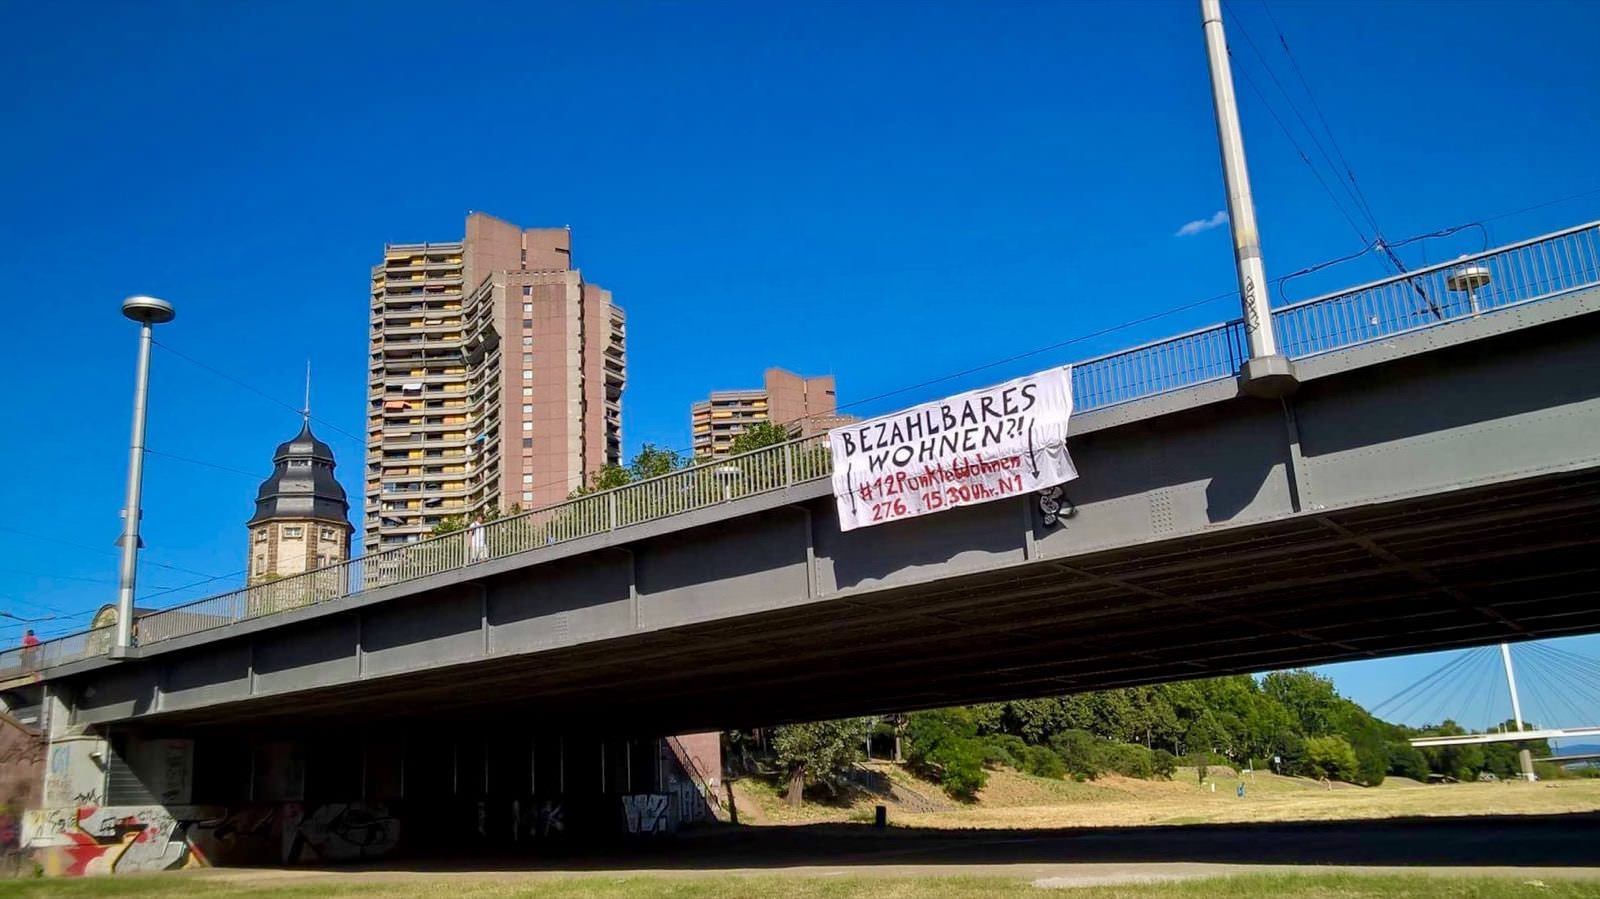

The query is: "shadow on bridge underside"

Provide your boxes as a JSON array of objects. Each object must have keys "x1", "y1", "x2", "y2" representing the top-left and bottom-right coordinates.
[
  {"x1": 273, "y1": 812, "x2": 1600, "y2": 872},
  {"x1": 152, "y1": 463, "x2": 1600, "y2": 735}
]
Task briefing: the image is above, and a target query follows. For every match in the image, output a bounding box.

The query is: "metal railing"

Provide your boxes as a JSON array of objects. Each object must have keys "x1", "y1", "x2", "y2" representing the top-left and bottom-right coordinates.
[
  {"x1": 4, "y1": 221, "x2": 1597, "y2": 679},
  {"x1": 1274, "y1": 221, "x2": 1600, "y2": 359}
]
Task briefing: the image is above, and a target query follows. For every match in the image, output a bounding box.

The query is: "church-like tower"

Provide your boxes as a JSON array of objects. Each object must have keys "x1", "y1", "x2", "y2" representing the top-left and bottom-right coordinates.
[{"x1": 247, "y1": 418, "x2": 352, "y2": 582}]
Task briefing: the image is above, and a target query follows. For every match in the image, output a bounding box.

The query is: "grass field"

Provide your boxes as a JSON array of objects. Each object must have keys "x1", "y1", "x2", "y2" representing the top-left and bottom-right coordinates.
[
  {"x1": 729, "y1": 763, "x2": 1600, "y2": 830},
  {"x1": 2, "y1": 872, "x2": 1599, "y2": 898}
]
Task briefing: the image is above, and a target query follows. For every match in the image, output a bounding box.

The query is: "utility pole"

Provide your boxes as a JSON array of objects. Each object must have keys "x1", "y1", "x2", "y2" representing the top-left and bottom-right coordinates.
[
  {"x1": 1500, "y1": 642, "x2": 1537, "y2": 781},
  {"x1": 1199, "y1": 0, "x2": 1297, "y2": 398},
  {"x1": 113, "y1": 296, "x2": 175, "y2": 657}
]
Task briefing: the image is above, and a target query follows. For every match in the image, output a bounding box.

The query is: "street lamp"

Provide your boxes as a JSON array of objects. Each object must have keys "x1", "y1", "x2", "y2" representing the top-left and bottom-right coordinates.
[{"x1": 112, "y1": 295, "x2": 175, "y2": 656}]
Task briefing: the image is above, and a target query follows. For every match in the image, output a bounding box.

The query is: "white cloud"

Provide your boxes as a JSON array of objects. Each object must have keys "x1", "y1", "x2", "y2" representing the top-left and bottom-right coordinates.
[{"x1": 1175, "y1": 210, "x2": 1229, "y2": 237}]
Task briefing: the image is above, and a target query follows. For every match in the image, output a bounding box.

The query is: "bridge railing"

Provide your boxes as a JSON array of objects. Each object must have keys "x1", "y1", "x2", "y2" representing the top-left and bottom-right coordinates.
[
  {"x1": 1274, "y1": 221, "x2": 1600, "y2": 359},
  {"x1": 5, "y1": 221, "x2": 1598, "y2": 677}
]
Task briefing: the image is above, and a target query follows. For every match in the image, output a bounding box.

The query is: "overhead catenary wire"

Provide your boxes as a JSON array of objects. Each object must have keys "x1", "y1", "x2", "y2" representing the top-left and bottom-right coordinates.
[
  {"x1": 1256, "y1": 0, "x2": 1383, "y2": 231},
  {"x1": 1224, "y1": 0, "x2": 1379, "y2": 238},
  {"x1": 152, "y1": 339, "x2": 367, "y2": 447},
  {"x1": 0, "y1": 525, "x2": 223, "y2": 580}
]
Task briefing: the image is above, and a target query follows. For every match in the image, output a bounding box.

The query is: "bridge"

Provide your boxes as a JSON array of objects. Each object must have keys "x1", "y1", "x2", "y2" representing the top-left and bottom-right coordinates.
[
  {"x1": 1410, "y1": 727, "x2": 1600, "y2": 748},
  {"x1": 4, "y1": 221, "x2": 1600, "y2": 868}
]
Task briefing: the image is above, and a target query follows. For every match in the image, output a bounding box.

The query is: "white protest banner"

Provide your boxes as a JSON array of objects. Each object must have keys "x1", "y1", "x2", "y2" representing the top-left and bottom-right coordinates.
[{"x1": 828, "y1": 366, "x2": 1077, "y2": 531}]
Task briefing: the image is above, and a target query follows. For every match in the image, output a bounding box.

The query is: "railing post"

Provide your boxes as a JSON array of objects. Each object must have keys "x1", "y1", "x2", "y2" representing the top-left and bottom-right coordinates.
[
  {"x1": 607, "y1": 492, "x2": 617, "y2": 531},
  {"x1": 783, "y1": 441, "x2": 796, "y2": 486}
]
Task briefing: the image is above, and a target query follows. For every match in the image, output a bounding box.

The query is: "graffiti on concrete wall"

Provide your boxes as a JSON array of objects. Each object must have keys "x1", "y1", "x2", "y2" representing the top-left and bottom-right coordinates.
[
  {"x1": 291, "y1": 802, "x2": 399, "y2": 862},
  {"x1": 669, "y1": 777, "x2": 706, "y2": 826},
  {"x1": 22, "y1": 805, "x2": 200, "y2": 876},
  {"x1": 42, "y1": 739, "x2": 104, "y2": 808},
  {"x1": 25, "y1": 801, "x2": 402, "y2": 875},
  {"x1": 620, "y1": 794, "x2": 669, "y2": 835}
]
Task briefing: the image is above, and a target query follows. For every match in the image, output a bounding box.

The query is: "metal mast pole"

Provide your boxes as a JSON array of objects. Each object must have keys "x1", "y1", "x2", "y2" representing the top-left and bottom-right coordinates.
[
  {"x1": 1199, "y1": 0, "x2": 1297, "y2": 396},
  {"x1": 1500, "y1": 642, "x2": 1526, "y2": 732},
  {"x1": 113, "y1": 296, "x2": 175, "y2": 656},
  {"x1": 1500, "y1": 642, "x2": 1538, "y2": 782}
]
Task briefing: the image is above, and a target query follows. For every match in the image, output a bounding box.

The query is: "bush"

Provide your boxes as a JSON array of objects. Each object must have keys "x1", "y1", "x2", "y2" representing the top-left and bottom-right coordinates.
[
  {"x1": 1049, "y1": 729, "x2": 1102, "y2": 781},
  {"x1": 1097, "y1": 742, "x2": 1154, "y2": 779},
  {"x1": 1152, "y1": 749, "x2": 1178, "y2": 780},
  {"x1": 982, "y1": 734, "x2": 1030, "y2": 769},
  {"x1": 1022, "y1": 744, "x2": 1066, "y2": 779}
]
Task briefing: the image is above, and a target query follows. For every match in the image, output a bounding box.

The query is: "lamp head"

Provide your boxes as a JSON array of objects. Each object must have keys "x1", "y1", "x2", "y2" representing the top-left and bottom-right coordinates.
[{"x1": 122, "y1": 295, "x2": 175, "y2": 325}]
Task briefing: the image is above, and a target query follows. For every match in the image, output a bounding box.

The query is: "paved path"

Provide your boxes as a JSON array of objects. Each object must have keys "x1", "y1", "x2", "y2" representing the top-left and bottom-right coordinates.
[{"x1": 195, "y1": 813, "x2": 1600, "y2": 888}]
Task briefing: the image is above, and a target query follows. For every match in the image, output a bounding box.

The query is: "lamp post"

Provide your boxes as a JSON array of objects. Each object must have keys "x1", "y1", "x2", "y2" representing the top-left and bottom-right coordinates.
[
  {"x1": 112, "y1": 296, "x2": 175, "y2": 657},
  {"x1": 1199, "y1": 0, "x2": 1297, "y2": 397}
]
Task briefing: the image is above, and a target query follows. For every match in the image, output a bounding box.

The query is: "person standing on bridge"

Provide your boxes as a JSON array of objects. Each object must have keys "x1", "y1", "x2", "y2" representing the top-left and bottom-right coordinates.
[
  {"x1": 20, "y1": 628, "x2": 39, "y2": 669},
  {"x1": 467, "y1": 513, "x2": 489, "y2": 564}
]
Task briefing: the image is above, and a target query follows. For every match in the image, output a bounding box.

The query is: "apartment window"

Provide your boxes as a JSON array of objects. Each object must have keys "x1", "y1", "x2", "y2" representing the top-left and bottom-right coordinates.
[
  {"x1": 522, "y1": 370, "x2": 533, "y2": 380},
  {"x1": 521, "y1": 336, "x2": 533, "y2": 346},
  {"x1": 522, "y1": 438, "x2": 533, "y2": 448},
  {"x1": 522, "y1": 387, "x2": 533, "y2": 397},
  {"x1": 522, "y1": 303, "x2": 532, "y2": 313},
  {"x1": 253, "y1": 554, "x2": 265, "y2": 576},
  {"x1": 320, "y1": 527, "x2": 337, "y2": 541},
  {"x1": 521, "y1": 404, "x2": 532, "y2": 413},
  {"x1": 284, "y1": 526, "x2": 303, "y2": 539},
  {"x1": 522, "y1": 474, "x2": 533, "y2": 484},
  {"x1": 254, "y1": 529, "x2": 267, "y2": 544},
  {"x1": 522, "y1": 422, "x2": 533, "y2": 432},
  {"x1": 522, "y1": 491, "x2": 533, "y2": 503},
  {"x1": 522, "y1": 285, "x2": 532, "y2": 297},
  {"x1": 316, "y1": 554, "x2": 330, "y2": 568},
  {"x1": 523, "y1": 319, "x2": 532, "y2": 329}
]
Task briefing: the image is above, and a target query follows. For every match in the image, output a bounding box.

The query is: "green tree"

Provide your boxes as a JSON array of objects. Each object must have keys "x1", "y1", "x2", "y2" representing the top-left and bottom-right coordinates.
[
  {"x1": 906, "y1": 708, "x2": 990, "y2": 800},
  {"x1": 1387, "y1": 742, "x2": 1430, "y2": 781},
  {"x1": 1303, "y1": 734, "x2": 1359, "y2": 782},
  {"x1": 728, "y1": 421, "x2": 794, "y2": 455},
  {"x1": 629, "y1": 443, "x2": 686, "y2": 480},
  {"x1": 771, "y1": 718, "x2": 868, "y2": 806}
]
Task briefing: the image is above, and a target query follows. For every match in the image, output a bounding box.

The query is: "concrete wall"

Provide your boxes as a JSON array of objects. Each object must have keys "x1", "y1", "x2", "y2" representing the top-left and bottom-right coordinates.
[{"x1": 22, "y1": 729, "x2": 717, "y2": 875}]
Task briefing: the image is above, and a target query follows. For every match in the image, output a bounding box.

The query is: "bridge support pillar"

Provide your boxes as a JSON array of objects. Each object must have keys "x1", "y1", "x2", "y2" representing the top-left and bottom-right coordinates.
[
  {"x1": 1520, "y1": 749, "x2": 1536, "y2": 782},
  {"x1": 1239, "y1": 354, "x2": 1299, "y2": 399}
]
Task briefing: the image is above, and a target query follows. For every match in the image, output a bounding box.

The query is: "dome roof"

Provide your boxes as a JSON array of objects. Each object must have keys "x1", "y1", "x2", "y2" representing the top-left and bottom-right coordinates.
[{"x1": 247, "y1": 419, "x2": 350, "y2": 527}]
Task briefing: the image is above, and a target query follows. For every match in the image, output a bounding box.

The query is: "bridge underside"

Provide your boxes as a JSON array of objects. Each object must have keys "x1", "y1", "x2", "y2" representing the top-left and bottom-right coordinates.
[{"x1": 142, "y1": 466, "x2": 1600, "y2": 736}]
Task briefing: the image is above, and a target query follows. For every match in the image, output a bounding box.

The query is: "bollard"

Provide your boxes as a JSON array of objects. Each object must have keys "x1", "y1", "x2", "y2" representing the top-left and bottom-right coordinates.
[{"x1": 874, "y1": 805, "x2": 887, "y2": 829}]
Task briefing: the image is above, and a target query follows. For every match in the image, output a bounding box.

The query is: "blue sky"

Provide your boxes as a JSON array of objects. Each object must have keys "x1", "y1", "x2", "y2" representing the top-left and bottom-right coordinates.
[{"x1": 3, "y1": 0, "x2": 1599, "y2": 730}]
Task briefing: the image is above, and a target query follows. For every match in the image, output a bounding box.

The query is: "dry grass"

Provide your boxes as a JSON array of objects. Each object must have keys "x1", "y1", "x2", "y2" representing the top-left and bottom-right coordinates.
[
  {"x1": 4, "y1": 872, "x2": 1600, "y2": 899},
  {"x1": 730, "y1": 764, "x2": 1600, "y2": 831}
]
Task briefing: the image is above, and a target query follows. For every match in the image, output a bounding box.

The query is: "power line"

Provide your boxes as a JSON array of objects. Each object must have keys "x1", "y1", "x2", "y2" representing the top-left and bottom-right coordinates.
[
  {"x1": 1225, "y1": 0, "x2": 1378, "y2": 237},
  {"x1": 0, "y1": 566, "x2": 173, "y2": 590},
  {"x1": 152, "y1": 340, "x2": 367, "y2": 447},
  {"x1": 1480, "y1": 186, "x2": 1600, "y2": 225},
  {"x1": 1256, "y1": 0, "x2": 1382, "y2": 231},
  {"x1": 1228, "y1": 58, "x2": 1372, "y2": 248},
  {"x1": 0, "y1": 525, "x2": 223, "y2": 580},
  {"x1": 137, "y1": 569, "x2": 248, "y2": 603},
  {"x1": 143, "y1": 448, "x2": 263, "y2": 481}
]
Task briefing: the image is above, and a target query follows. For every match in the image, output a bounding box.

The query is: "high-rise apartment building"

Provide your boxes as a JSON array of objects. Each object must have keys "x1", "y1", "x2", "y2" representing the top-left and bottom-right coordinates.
[
  {"x1": 690, "y1": 368, "x2": 851, "y2": 458},
  {"x1": 366, "y1": 213, "x2": 624, "y2": 551}
]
